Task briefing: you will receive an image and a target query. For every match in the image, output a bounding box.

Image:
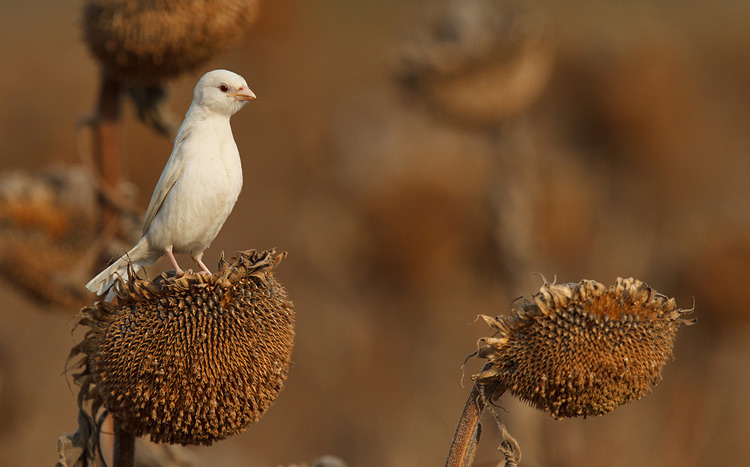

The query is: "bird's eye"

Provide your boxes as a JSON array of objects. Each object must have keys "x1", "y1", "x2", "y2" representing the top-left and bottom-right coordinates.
[{"x1": 219, "y1": 84, "x2": 229, "y2": 93}]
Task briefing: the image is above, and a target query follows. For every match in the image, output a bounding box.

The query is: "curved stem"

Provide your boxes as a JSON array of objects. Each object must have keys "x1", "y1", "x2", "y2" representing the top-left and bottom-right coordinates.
[{"x1": 446, "y1": 363, "x2": 500, "y2": 467}]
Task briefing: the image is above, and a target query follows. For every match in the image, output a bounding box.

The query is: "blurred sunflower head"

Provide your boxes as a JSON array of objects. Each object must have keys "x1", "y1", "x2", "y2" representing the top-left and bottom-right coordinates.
[{"x1": 82, "y1": 0, "x2": 260, "y2": 84}]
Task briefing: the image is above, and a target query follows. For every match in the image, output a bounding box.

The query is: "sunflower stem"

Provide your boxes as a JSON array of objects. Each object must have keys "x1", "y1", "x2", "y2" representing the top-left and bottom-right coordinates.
[
  {"x1": 446, "y1": 363, "x2": 499, "y2": 467},
  {"x1": 93, "y1": 71, "x2": 123, "y2": 236},
  {"x1": 112, "y1": 421, "x2": 135, "y2": 467}
]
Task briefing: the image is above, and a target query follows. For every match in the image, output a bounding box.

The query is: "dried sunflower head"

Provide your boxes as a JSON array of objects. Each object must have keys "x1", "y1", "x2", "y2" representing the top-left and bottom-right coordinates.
[
  {"x1": 474, "y1": 277, "x2": 694, "y2": 419},
  {"x1": 82, "y1": 0, "x2": 260, "y2": 84},
  {"x1": 0, "y1": 167, "x2": 100, "y2": 306},
  {"x1": 70, "y1": 249, "x2": 294, "y2": 446},
  {"x1": 398, "y1": 0, "x2": 552, "y2": 126}
]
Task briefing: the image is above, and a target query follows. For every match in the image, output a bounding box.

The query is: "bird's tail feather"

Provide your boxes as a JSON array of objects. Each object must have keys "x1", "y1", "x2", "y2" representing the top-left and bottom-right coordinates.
[{"x1": 85, "y1": 238, "x2": 152, "y2": 299}]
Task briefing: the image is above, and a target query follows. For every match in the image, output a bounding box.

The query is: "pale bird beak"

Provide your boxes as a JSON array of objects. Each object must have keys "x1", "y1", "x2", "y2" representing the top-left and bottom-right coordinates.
[{"x1": 230, "y1": 87, "x2": 256, "y2": 101}]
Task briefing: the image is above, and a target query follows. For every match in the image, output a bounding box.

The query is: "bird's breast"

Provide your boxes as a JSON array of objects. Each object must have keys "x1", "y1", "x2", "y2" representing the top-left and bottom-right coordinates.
[{"x1": 145, "y1": 138, "x2": 243, "y2": 254}]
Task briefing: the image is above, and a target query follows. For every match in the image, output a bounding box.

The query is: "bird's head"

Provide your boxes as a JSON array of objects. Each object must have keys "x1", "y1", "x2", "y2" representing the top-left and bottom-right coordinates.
[{"x1": 192, "y1": 69, "x2": 256, "y2": 116}]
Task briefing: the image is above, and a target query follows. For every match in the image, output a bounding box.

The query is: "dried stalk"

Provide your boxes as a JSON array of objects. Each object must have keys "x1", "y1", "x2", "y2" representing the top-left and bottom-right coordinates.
[
  {"x1": 112, "y1": 422, "x2": 135, "y2": 467},
  {"x1": 446, "y1": 363, "x2": 498, "y2": 467},
  {"x1": 92, "y1": 72, "x2": 123, "y2": 233}
]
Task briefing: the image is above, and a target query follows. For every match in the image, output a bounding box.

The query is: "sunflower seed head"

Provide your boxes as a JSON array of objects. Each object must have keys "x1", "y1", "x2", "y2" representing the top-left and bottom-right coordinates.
[
  {"x1": 474, "y1": 277, "x2": 694, "y2": 419},
  {"x1": 398, "y1": 0, "x2": 552, "y2": 125},
  {"x1": 70, "y1": 249, "x2": 294, "y2": 445},
  {"x1": 82, "y1": 0, "x2": 260, "y2": 83}
]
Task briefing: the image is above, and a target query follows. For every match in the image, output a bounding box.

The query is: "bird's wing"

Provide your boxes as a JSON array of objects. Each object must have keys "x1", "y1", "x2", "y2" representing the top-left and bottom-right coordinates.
[{"x1": 142, "y1": 150, "x2": 185, "y2": 235}]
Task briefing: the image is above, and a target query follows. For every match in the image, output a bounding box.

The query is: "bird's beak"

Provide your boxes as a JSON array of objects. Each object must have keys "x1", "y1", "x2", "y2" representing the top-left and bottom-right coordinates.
[{"x1": 230, "y1": 87, "x2": 256, "y2": 101}]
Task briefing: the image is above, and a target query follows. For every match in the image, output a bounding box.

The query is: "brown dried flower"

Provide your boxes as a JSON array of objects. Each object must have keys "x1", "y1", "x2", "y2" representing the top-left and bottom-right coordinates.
[
  {"x1": 82, "y1": 0, "x2": 260, "y2": 84},
  {"x1": 399, "y1": 0, "x2": 552, "y2": 126},
  {"x1": 474, "y1": 277, "x2": 694, "y2": 419},
  {"x1": 69, "y1": 249, "x2": 294, "y2": 446},
  {"x1": 0, "y1": 167, "x2": 100, "y2": 306}
]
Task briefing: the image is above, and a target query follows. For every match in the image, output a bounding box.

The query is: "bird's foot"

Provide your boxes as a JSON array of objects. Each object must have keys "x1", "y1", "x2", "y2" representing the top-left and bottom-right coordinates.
[{"x1": 192, "y1": 256, "x2": 212, "y2": 275}]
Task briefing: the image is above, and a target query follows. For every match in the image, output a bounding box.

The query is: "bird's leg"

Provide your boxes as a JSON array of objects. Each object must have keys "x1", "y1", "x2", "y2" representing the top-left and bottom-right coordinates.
[
  {"x1": 192, "y1": 252, "x2": 212, "y2": 274},
  {"x1": 165, "y1": 246, "x2": 185, "y2": 277}
]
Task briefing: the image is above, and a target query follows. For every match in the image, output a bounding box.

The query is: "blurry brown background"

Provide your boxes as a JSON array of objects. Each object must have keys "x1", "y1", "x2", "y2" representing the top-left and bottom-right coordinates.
[{"x1": 1, "y1": 0, "x2": 748, "y2": 466}]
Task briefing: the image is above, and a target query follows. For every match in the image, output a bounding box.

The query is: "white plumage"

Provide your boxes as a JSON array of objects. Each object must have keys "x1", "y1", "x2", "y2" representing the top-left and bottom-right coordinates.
[{"x1": 86, "y1": 69, "x2": 255, "y2": 300}]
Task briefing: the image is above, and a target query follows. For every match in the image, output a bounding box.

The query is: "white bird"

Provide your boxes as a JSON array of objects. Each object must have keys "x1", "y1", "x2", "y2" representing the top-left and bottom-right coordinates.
[{"x1": 86, "y1": 69, "x2": 256, "y2": 300}]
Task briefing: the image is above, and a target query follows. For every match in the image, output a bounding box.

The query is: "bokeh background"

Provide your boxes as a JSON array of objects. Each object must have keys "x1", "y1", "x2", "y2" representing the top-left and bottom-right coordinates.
[{"x1": 1, "y1": 0, "x2": 749, "y2": 466}]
